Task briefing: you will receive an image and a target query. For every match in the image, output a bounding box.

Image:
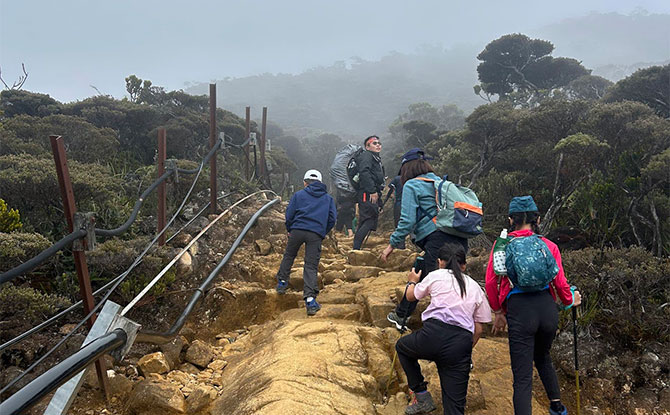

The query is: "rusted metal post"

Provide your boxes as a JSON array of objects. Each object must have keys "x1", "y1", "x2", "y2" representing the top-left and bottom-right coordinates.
[
  {"x1": 260, "y1": 106, "x2": 268, "y2": 185},
  {"x1": 245, "y1": 106, "x2": 251, "y2": 180},
  {"x1": 49, "y1": 135, "x2": 110, "y2": 401},
  {"x1": 157, "y1": 128, "x2": 167, "y2": 246},
  {"x1": 209, "y1": 83, "x2": 218, "y2": 214}
]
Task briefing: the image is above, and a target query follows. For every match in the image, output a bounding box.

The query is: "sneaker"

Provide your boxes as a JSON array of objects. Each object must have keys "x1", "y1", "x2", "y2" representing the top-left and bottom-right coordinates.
[
  {"x1": 387, "y1": 311, "x2": 410, "y2": 331},
  {"x1": 276, "y1": 279, "x2": 288, "y2": 294},
  {"x1": 405, "y1": 391, "x2": 436, "y2": 415},
  {"x1": 306, "y1": 298, "x2": 321, "y2": 316},
  {"x1": 549, "y1": 403, "x2": 568, "y2": 415}
]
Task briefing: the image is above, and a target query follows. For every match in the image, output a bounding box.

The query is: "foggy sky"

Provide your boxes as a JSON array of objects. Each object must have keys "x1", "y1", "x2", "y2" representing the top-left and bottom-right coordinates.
[{"x1": 1, "y1": 0, "x2": 669, "y2": 103}]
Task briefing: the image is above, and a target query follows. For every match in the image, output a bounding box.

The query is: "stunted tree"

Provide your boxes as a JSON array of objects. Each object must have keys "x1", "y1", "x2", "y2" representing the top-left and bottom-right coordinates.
[
  {"x1": 604, "y1": 64, "x2": 670, "y2": 118},
  {"x1": 563, "y1": 75, "x2": 613, "y2": 101},
  {"x1": 541, "y1": 133, "x2": 610, "y2": 232},
  {"x1": 475, "y1": 34, "x2": 589, "y2": 106},
  {"x1": 461, "y1": 102, "x2": 524, "y2": 187}
]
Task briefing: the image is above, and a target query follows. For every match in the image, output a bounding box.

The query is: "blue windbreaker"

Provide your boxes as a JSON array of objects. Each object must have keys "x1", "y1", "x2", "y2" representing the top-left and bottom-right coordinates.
[{"x1": 285, "y1": 181, "x2": 337, "y2": 238}]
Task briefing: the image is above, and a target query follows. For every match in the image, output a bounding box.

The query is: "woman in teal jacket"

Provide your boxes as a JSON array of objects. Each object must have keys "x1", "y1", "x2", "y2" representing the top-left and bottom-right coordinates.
[{"x1": 381, "y1": 148, "x2": 468, "y2": 329}]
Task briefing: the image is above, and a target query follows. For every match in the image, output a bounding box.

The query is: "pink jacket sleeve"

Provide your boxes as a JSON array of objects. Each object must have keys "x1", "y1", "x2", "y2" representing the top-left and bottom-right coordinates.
[
  {"x1": 484, "y1": 247, "x2": 502, "y2": 312},
  {"x1": 542, "y1": 237, "x2": 573, "y2": 306}
]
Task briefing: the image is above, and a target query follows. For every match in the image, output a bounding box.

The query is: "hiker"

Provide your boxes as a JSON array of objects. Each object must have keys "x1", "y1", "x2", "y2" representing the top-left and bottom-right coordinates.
[
  {"x1": 381, "y1": 148, "x2": 469, "y2": 330},
  {"x1": 484, "y1": 196, "x2": 581, "y2": 415},
  {"x1": 382, "y1": 175, "x2": 405, "y2": 248},
  {"x1": 396, "y1": 243, "x2": 491, "y2": 415},
  {"x1": 352, "y1": 135, "x2": 385, "y2": 250},
  {"x1": 275, "y1": 169, "x2": 337, "y2": 316},
  {"x1": 334, "y1": 188, "x2": 355, "y2": 237}
]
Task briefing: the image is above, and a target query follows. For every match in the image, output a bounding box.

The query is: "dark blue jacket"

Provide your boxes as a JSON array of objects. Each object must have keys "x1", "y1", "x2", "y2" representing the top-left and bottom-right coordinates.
[{"x1": 285, "y1": 181, "x2": 337, "y2": 238}]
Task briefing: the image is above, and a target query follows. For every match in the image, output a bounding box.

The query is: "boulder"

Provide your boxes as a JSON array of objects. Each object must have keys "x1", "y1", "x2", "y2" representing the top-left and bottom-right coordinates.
[
  {"x1": 347, "y1": 250, "x2": 379, "y2": 266},
  {"x1": 185, "y1": 340, "x2": 215, "y2": 368},
  {"x1": 160, "y1": 336, "x2": 187, "y2": 370},
  {"x1": 185, "y1": 384, "x2": 217, "y2": 413},
  {"x1": 176, "y1": 252, "x2": 193, "y2": 275},
  {"x1": 138, "y1": 352, "x2": 171, "y2": 375},
  {"x1": 343, "y1": 265, "x2": 383, "y2": 282},
  {"x1": 106, "y1": 370, "x2": 133, "y2": 397},
  {"x1": 128, "y1": 379, "x2": 185, "y2": 414},
  {"x1": 254, "y1": 239, "x2": 272, "y2": 255}
]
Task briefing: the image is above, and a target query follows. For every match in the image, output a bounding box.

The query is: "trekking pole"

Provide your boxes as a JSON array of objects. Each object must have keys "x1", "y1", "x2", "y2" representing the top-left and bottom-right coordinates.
[{"x1": 571, "y1": 286, "x2": 581, "y2": 415}]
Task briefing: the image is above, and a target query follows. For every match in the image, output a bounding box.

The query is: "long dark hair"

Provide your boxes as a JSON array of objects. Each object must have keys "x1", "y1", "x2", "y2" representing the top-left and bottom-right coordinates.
[
  {"x1": 400, "y1": 159, "x2": 434, "y2": 185},
  {"x1": 438, "y1": 243, "x2": 467, "y2": 298},
  {"x1": 509, "y1": 211, "x2": 541, "y2": 234}
]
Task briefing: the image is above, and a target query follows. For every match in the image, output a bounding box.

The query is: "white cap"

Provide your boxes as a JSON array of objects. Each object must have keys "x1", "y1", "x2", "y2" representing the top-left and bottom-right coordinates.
[{"x1": 303, "y1": 169, "x2": 322, "y2": 182}]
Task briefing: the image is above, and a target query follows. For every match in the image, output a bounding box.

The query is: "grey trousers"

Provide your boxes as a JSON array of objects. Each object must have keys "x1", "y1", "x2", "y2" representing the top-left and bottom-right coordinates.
[{"x1": 276, "y1": 229, "x2": 323, "y2": 299}]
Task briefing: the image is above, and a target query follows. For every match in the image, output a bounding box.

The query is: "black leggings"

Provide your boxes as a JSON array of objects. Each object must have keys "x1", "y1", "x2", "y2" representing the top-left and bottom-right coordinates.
[
  {"x1": 506, "y1": 290, "x2": 561, "y2": 415},
  {"x1": 396, "y1": 319, "x2": 473, "y2": 415}
]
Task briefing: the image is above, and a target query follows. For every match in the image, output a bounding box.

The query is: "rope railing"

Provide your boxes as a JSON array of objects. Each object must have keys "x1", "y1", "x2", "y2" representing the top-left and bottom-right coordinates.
[
  {"x1": 0, "y1": 150, "x2": 209, "y2": 395},
  {"x1": 0, "y1": 193, "x2": 279, "y2": 411},
  {"x1": 136, "y1": 195, "x2": 279, "y2": 344},
  {"x1": 0, "y1": 139, "x2": 223, "y2": 283}
]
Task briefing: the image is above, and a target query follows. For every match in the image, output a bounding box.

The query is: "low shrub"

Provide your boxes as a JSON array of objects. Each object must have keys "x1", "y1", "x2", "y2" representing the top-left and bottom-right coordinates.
[
  {"x1": 561, "y1": 246, "x2": 670, "y2": 346},
  {"x1": 0, "y1": 232, "x2": 51, "y2": 272}
]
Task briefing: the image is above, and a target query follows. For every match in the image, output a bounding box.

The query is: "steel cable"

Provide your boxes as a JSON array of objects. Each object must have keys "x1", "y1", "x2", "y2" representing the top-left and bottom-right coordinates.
[{"x1": 0, "y1": 156, "x2": 206, "y2": 395}]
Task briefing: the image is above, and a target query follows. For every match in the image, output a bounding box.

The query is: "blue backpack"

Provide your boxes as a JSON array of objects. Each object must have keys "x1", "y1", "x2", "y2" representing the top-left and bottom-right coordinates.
[{"x1": 505, "y1": 235, "x2": 559, "y2": 291}]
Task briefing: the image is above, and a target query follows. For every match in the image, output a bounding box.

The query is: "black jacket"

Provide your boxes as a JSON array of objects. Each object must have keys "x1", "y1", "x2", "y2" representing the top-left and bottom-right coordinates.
[{"x1": 358, "y1": 150, "x2": 385, "y2": 195}]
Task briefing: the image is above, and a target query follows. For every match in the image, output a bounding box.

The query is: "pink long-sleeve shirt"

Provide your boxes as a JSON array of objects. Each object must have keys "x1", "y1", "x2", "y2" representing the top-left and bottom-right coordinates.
[
  {"x1": 484, "y1": 229, "x2": 573, "y2": 314},
  {"x1": 414, "y1": 269, "x2": 492, "y2": 333}
]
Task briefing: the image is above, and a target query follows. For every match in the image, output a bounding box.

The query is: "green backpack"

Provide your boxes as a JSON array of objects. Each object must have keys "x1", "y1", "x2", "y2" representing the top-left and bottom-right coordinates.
[{"x1": 415, "y1": 176, "x2": 484, "y2": 239}]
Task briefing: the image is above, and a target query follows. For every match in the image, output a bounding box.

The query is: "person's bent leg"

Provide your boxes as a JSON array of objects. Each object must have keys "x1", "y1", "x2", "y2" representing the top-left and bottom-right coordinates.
[
  {"x1": 395, "y1": 332, "x2": 429, "y2": 393},
  {"x1": 302, "y1": 230, "x2": 323, "y2": 300},
  {"x1": 353, "y1": 197, "x2": 378, "y2": 249},
  {"x1": 507, "y1": 294, "x2": 539, "y2": 415},
  {"x1": 534, "y1": 291, "x2": 562, "y2": 402},
  {"x1": 435, "y1": 326, "x2": 473, "y2": 415},
  {"x1": 276, "y1": 231, "x2": 304, "y2": 282}
]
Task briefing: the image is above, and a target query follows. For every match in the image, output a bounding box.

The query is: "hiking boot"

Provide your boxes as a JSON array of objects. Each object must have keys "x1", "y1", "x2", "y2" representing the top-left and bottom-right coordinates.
[
  {"x1": 387, "y1": 311, "x2": 409, "y2": 331},
  {"x1": 276, "y1": 279, "x2": 289, "y2": 294},
  {"x1": 549, "y1": 403, "x2": 568, "y2": 415},
  {"x1": 305, "y1": 298, "x2": 321, "y2": 316},
  {"x1": 405, "y1": 391, "x2": 436, "y2": 415}
]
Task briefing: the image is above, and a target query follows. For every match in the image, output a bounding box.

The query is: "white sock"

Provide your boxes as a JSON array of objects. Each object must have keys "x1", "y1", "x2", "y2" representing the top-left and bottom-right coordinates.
[{"x1": 306, "y1": 297, "x2": 314, "y2": 302}]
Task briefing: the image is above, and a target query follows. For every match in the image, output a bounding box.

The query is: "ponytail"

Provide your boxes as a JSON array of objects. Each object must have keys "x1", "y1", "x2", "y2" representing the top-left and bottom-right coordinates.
[
  {"x1": 438, "y1": 243, "x2": 467, "y2": 298},
  {"x1": 509, "y1": 211, "x2": 541, "y2": 234}
]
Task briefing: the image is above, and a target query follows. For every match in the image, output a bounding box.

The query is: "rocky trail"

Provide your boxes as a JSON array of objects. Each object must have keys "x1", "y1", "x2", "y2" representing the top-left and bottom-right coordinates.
[{"x1": 59, "y1": 203, "x2": 559, "y2": 415}]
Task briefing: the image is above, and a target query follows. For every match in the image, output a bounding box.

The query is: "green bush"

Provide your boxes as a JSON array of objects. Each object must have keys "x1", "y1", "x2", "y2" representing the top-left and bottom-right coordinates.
[
  {"x1": 0, "y1": 232, "x2": 51, "y2": 272},
  {"x1": 0, "y1": 154, "x2": 130, "y2": 236},
  {"x1": 0, "y1": 199, "x2": 22, "y2": 232},
  {"x1": 0, "y1": 284, "x2": 71, "y2": 325},
  {"x1": 561, "y1": 246, "x2": 670, "y2": 346}
]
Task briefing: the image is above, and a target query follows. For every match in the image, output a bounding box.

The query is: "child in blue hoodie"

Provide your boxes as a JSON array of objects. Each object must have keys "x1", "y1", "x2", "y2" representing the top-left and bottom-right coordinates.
[{"x1": 275, "y1": 169, "x2": 337, "y2": 315}]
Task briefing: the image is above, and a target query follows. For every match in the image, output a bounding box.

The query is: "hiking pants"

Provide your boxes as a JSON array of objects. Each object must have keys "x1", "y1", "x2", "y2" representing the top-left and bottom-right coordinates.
[
  {"x1": 335, "y1": 199, "x2": 355, "y2": 233},
  {"x1": 395, "y1": 230, "x2": 468, "y2": 318},
  {"x1": 396, "y1": 319, "x2": 473, "y2": 415},
  {"x1": 275, "y1": 229, "x2": 322, "y2": 299},
  {"x1": 506, "y1": 290, "x2": 561, "y2": 415},
  {"x1": 353, "y1": 192, "x2": 379, "y2": 249}
]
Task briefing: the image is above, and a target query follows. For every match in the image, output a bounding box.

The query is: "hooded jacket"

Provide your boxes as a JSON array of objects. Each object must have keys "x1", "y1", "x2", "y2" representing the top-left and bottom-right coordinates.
[
  {"x1": 357, "y1": 150, "x2": 385, "y2": 195},
  {"x1": 285, "y1": 181, "x2": 337, "y2": 238}
]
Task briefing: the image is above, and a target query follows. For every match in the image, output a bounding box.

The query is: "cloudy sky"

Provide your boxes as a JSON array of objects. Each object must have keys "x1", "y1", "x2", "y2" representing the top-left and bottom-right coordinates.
[{"x1": 1, "y1": 0, "x2": 669, "y2": 102}]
